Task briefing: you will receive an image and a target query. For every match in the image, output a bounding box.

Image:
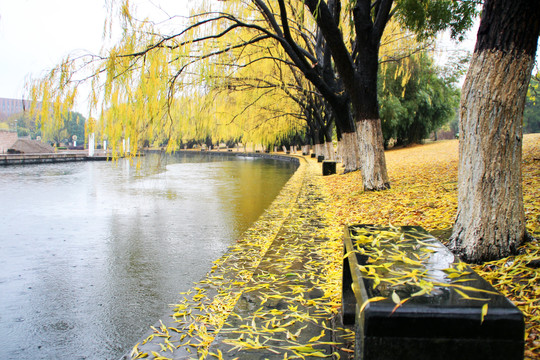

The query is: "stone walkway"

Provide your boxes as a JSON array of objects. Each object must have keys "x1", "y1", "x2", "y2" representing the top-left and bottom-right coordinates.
[{"x1": 126, "y1": 156, "x2": 351, "y2": 360}]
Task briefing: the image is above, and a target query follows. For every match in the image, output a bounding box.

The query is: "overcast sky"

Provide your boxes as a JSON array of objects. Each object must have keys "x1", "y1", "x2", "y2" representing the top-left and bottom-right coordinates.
[
  {"x1": 0, "y1": 0, "x2": 107, "y2": 99},
  {"x1": 0, "y1": 0, "x2": 478, "y2": 116},
  {"x1": 0, "y1": 0, "x2": 191, "y2": 112}
]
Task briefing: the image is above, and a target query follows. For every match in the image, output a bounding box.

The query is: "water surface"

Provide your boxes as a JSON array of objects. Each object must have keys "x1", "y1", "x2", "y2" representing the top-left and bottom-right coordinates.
[{"x1": 0, "y1": 152, "x2": 297, "y2": 359}]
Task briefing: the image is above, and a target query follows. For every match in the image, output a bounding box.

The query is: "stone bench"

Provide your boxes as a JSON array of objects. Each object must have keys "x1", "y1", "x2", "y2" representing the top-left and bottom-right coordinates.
[
  {"x1": 322, "y1": 160, "x2": 336, "y2": 176},
  {"x1": 342, "y1": 224, "x2": 524, "y2": 360}
]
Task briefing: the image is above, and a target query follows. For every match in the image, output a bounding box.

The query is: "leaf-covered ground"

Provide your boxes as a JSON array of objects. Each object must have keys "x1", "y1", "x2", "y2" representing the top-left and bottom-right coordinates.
[
  {"x1": 130, "y1": 134, "x2": 538, "y2": 359},
  {"x1": 324, "y1": 133, "x2": 540, "y2": 359}
]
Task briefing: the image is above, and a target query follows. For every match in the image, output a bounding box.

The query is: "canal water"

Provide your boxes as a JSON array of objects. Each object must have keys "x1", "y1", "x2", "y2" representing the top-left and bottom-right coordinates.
[{"x1": 0, "y1": 152, "x2": 297, "y2": 360}]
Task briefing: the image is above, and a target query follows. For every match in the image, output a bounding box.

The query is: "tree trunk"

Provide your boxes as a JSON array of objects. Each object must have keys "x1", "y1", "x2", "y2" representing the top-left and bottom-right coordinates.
[
  {"x1": 324, "y1": 141, "x2": 335, "y2": 160},
  {"x1": 355, "y1": 118, "x2": 390, "y2": 190},
  {"x1": 323, "y1": 124, "x2": 335, "y2": 160},
  {"x1": 313, "y1": 143, "x2": 322, "y2": 157},
  {"x1": 353, "y1": 46, "x2": 390, "y2": 190},
  {"x1": 340, "y1": 131, "x2": 360, "y2": 173},
  {"x1": 449, "y1": 0, "x2": 540, "y2": 262}
]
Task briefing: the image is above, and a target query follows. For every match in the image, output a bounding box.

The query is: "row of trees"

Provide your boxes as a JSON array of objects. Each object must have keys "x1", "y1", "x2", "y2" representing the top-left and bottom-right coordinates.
[
  {"x1": 115, "y1": 52, "x2": 460, "y2": 152},
  {"x1": 27, "y1": 0, "x2": 540, "y2": 263},
  {"x1": 16, "y1": 65, "x2": 534, "y2": 152}
]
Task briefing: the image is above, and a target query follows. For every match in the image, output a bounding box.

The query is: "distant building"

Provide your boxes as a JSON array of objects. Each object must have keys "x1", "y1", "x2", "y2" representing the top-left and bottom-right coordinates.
[{"x1": 0, "y1": 97, "x2": 42, "y2": 121}]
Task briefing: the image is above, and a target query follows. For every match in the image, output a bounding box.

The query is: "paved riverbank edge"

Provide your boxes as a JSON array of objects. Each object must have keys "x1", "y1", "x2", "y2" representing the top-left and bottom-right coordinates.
[
  {"x1": 0, "y1": 149, "x2": 297, "y2": 166},
  {"x1": 0, "y1": 152, "x2": 109, "y2": 165},
  {"x1": 125, "y1": 155, "x2": 349, "y2": 359},
  {"x1": 147, "y1": 149, "x2": 301, "y2": 163}
]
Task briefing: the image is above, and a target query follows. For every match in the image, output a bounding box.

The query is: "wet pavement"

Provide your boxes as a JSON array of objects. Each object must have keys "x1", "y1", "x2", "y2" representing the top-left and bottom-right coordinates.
[{"x1": 128, "y1": 156, "x2": 351, "y2": 359}]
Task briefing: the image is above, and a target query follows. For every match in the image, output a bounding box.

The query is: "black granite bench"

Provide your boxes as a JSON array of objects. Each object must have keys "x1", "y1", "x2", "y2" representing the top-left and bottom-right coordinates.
[{"x1": 342, "y1": 225, "x2": 524, "y2": 360}]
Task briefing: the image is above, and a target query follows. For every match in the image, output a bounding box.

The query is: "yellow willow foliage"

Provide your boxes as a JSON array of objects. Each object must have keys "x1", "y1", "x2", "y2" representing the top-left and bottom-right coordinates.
[
  {"x1": 26, "y1": 0, "x2": 190, "y2": 155},
  {"x1": 27, "y1": 0, "x2": 425, "y2": 154},
  {"x1": 187, "y1": 1, "x2": 314, "y2": 146},
  {"x1": 27, "y1": 56, "x2": 79, "y2": 143},
  {"x1": 379, "y1": 20, "x2": 424, "y2": 94},
  {"x1": 25, "y1": 0, "x2": 300, "y2": 150},
  {"x1": 93, "y1": 6, "x2": 194, "y2": 155}
]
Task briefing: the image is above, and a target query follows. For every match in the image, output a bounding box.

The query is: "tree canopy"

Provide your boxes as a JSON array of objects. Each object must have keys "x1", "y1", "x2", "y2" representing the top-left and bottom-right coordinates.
[
  {"x1": 27, "y1": 0, "x2": 477, "y2": 185},
  {"x1": 379, "y1": 53, "x2": 461, "y2": 146}
]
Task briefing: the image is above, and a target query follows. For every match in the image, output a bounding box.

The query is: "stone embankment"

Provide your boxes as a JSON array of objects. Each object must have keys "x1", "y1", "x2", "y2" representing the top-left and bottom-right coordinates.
[
  {"x1": 125, "y1": 155, "x2": 350, "y2": 360},
  {"x1": 0, "y1": 151, "x2": 112, "y2": 165}
]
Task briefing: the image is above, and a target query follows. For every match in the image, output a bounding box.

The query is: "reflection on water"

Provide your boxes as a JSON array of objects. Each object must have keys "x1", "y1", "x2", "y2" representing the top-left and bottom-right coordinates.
[{"x1": 0, "y1": 153, "x2": 296, "y2": 359}]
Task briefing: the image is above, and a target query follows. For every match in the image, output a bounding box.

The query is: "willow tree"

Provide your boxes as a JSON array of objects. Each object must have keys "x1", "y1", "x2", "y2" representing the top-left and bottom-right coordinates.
[
  {"x1": 449, "y1": 0, "x2": 540, "y2": 262},
  {"x1": 190, "y1": 1, "x2": 334, "y2": 154},
  {"x1": 206, "y1": 0, "x2": 475, "y2": 189},
  {"x1": 183, "y1": 0, "x2": 464, "y2": 184},
  {"x1": 202, "y1": 38, "x2": 311, "y2": 150},
  {"x1": 28, "y1": 0, "x2": 475, "y2": 189}
]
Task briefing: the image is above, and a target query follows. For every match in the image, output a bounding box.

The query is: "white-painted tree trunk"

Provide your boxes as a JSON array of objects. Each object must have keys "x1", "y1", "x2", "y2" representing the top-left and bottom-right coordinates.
[
  {"x1": 340, "y1": 132, "x2": 360, "y2": 173},
  {"x1": 313, "y1": 143, "x2": 322, "y2": 158},
  {"x1": 449, "y1": 49, "x2": 532, "y2": 262},
  {"x1": 321, "y1": 143, "x2": 328, "y2": 159},
  {"x1": 355, "y1": 119, "x2": 390, "y2": 190},
  {"x1": 324, "y1": 141, "x2": 335, "y2": 161},
  {"x1": 336, "y1": 140, "x2": 343, "y2": 164}
]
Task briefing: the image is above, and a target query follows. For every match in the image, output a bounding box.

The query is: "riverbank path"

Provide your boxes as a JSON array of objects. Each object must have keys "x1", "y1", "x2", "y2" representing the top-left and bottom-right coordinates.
[{"x1": 127, "y1": 155, "x2": 352, "y2": 360}]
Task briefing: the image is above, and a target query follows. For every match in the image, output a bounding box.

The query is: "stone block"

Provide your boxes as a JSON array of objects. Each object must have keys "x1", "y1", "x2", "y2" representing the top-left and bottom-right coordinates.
[
  {"x1": 322, "y1": 161, "x2": 336, "y2": 176},
  {"x1": 342, "y1": 225, "x2": 524, "y2": 360}
]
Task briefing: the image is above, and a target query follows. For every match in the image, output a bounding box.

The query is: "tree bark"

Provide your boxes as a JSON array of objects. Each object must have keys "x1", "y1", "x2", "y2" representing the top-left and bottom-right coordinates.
[
  {"x1": 341, "y1": 131, "x2": 360, "y2": 173},
  {"x1": 449, "y1": 0, "x2": 540, "y2": 262},
  {"x1": 313, "y1": 143, "x2": 322, "y2": 157},
  {"x1": 356, "y1": 118, "x2": 390, "y2": 190},
  {"x1": 303, "y1": 0, "x2": 390, "y2": 189},
  {"x1": 324, "y1": 141, "x2": 335, "y2": 160}
]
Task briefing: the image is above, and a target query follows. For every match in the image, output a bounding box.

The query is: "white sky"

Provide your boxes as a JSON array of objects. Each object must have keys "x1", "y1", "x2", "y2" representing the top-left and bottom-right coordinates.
[
  {"x1": 0, "y1": 0, "x2": 107, "y2": 99},
  {"x1": 0, "y1": 0, "x2": 478, "y2": 116},
  {"x1": 0, "y1": 0, "x2": 193, "y2": 114}
]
